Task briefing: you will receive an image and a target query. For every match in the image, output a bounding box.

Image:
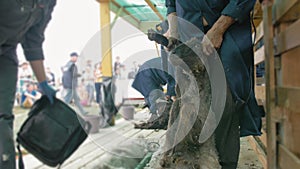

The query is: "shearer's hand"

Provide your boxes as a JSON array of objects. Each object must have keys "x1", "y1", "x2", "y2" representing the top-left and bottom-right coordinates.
[
  {"x1": 202, "y1": 28, "x2": 224, "y2": 55},
  {"x1": 202, "y1": 15, "x2": 235, "y2": 55},
  {"x1": 38, "y1": 80, "x2": 56, "y2": 104},
  {"x1": 166, "y1": 12, "x2": 180, "y2": 51}
]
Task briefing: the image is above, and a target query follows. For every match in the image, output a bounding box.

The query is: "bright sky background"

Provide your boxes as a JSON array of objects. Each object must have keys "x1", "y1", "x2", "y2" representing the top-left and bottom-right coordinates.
[{"x1": 17, "y1": 0, "x2": 159, "y2": 79}]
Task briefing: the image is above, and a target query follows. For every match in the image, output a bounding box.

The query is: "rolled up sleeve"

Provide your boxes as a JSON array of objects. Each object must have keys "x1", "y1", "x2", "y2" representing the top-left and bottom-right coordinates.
[
  {"x1": 221, "y1": 0, "x2": 256, "y2": 23},
  {"x1": 165, "y1": 0, "x2": 176, "y2": 15},
  {"x1": 21, "y1": 1, "x2": 56, "y2": 61}
]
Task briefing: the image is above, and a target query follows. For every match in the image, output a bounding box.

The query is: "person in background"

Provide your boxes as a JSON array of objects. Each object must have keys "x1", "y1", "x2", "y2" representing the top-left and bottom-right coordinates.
[
  {"x1": 21, "y1": 83, "x2": 41, "y2": 108},
  {"x1": 94, "y1": 62, "x2": 103, "y2": 105},
  {"x1": 0, "y1": 0, "x2": 57, "y2": 168},
  {"x1": 18, "y1": 61, "x2": 34, "y2": 92},
  {"x1": 61, "y1": 52, "x2": 87, "y2": 115},
  {"x1": 114, "y1": 56, "x2": 122, "y2": 79},
  {"x1": 83, "y1": 63, "x2": 94, "y2": 106},
  {"x1": 46, "y1": 67, "x2": 55, "y2": 87}
]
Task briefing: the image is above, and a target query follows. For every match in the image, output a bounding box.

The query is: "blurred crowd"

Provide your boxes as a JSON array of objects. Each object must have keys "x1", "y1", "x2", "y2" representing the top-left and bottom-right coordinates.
[{"x1": 15, "y1": 55, "x2": 140, "y2": 109}]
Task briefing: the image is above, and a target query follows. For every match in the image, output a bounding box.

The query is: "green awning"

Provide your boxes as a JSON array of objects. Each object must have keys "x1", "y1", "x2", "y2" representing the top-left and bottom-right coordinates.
[{"x1": 109, "y1": 0, "x2": 167, "y2": 32}]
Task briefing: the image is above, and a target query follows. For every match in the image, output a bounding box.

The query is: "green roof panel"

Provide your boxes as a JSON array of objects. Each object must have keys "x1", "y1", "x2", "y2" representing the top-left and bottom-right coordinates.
[{"x1": 113, "y1": 0, "x2": 167, "y2": 22}]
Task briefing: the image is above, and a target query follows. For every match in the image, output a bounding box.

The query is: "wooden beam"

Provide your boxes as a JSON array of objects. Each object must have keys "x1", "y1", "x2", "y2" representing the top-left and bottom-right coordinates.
[
  {"x1": 281, "y1": 46, "x2": 300, "y2": 86},
  {"x1": 248, "y1": 136, "x2": 267, "y2": 169},
  {"x1": 255, "y1": 85, "x2": 266, "y2": 101},
  {"x1": 100, "y1": 0, "x2": 113, "y2": 77},
  {"x1": 279, "y1": 144, "x2": 300, "y2": 169},
  {"x1": 254, "y1": 21, "x2": 264, "y2": 45},
  {"x1": 111, "y1": 7, "x2": 123, "y2": 28},
  {"x1": 110, "y1": 0, "x2": 141, "y2": 29},
  {"x1": 273, "y1": 0, "x2": 300, "y2": 24},
  {"x1": 277, "y1": 87, "x2": 300, "y2": 113},
  {"x1": 262, "y1": 2, "x2": 277, "y2": 169},
  {"x1": 253, "y1": 0, "x2": 263, "y2": 27},
  {"x1": 254, "y1": 46, "x2": 265, "y2": 65},
  {"x1": 144, "y1": 0, "x2": 164, "y2": 21},
  {"x1": 255, "y1": 134, "x2": 267, "y2": 151},
  {"x1": 275, "y1": 19, "x2": 300, "y2": 55}
]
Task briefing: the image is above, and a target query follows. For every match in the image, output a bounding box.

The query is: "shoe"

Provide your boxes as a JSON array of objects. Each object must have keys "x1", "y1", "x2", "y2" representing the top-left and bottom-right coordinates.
[
  {"x1": 156, "y1": 99, "x2": 173, "y2": 116},
  {"x1": 148, "y1": 113, "x2": 158, "y2": 122},
  {"x1": 134, "y1": 112, "x2": 169, "y2": 130}
]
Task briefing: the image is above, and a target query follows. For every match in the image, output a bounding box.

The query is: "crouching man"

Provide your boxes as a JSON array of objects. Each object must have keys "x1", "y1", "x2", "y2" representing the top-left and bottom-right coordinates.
[{"x1": 132, "y1": 57, "x2": 175, "y2": 130}]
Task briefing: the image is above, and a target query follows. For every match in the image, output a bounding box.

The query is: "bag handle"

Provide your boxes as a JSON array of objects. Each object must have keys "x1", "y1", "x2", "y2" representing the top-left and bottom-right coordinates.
[
  {"x1": 17, "y1": 144, "x2": 24, "y2": 169},
  {"x1": 85, "y1": 120, "x2": 92, "y2": 133}
]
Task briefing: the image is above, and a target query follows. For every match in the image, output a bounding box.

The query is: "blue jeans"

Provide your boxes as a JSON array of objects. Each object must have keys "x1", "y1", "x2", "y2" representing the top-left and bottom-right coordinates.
[
  {"x1": 0, "y1": 47, "x2": 18, "y2": 169},
  {"x1": 146, "y1": 89, "x2": 165, "y2": 114},
  {"x1": 85, "y1": 84, "x2": 94, "y2": 105},
  {"x1": 63, "y1": 88, "x2": 86, "y2": 115},
  {"x1": 94, "y1": 82, "x2": 102, "y2": 104}
]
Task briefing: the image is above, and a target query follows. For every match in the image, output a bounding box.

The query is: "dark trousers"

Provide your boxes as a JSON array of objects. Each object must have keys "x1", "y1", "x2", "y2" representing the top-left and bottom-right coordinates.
[
  {"x1": 215, "y1": 88, "x2": 240, "y2": 169},
  {"x1": 94, "y1": 82, "x2": 102, "y2": 104},
  {"x1": 0, "y1": 47, "x2": 18, "y2": 169}
]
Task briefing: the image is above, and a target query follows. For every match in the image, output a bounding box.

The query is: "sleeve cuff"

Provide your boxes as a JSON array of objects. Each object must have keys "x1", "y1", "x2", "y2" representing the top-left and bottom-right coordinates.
[
  {"x1": 24, "y1": 48, "x2": 44, "y2": 61},
  {"x1": 221, "y1": 0, "x2": 256, "y2": 23},
  {"x1": 221, "y1": 2, "x2": 243, "y2": 22},
  {"x1": 167, "y1": 7, "x2": 176, "y2": 15}
]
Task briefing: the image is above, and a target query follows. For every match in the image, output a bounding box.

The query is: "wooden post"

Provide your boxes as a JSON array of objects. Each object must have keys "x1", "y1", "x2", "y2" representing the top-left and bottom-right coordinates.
[
  {"x1": 111, "y1": 7, "x2": 123, "y2": 29},
  {"x1": 262, "y1": 1, "x2": 277, "y2": 168},
  {"x1": 99, "y1": 0, "x2": 113, "y2": 77}
]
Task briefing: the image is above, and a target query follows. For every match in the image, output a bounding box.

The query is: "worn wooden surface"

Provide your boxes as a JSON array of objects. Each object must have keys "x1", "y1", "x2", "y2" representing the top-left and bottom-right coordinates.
[
  {"x1": 20, "y1": 109, "x2": 264, "y2": 169},
  {"x1": 261, "y1": 0, "x2": 300, "y2": 168},
  {"x1": 273, "y1": 0, "x2": 300, "y2": 24},
  {"x1": 263, "y1": 2, "x2": 277, "y2": 169},
  {"x1": 278, "y1": 144, "x2": 300, "y2": 169},
  {"x1": 281, "y1": 46, "x2": 300, "y2": 86},
  {"x1": 21, "y1": 117, "x2": 166, "y2": 169}
]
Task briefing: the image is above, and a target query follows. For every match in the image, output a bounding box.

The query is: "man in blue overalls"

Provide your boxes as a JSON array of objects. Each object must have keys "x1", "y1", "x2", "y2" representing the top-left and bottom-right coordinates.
[
  {"x1": 165, "y1": 0, "x2": 264, "y2": 168},
  {"x1": 132, "y1": 57, "x2": 175, "y2": 123},
  {"x1": 0, "y1": 0, "x2": 57, "y2": 168}
]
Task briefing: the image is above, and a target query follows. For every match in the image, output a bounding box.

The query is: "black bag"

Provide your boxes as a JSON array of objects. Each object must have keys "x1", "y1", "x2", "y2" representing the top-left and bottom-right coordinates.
[{"x1": 17, "y1": 96, "x2": 91, "y2": 168}]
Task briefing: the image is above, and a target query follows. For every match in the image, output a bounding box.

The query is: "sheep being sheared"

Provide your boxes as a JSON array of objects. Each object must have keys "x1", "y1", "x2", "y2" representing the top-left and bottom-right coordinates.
[{"x1": 158, "y1": 38, "x2": 221, "y2": 169}]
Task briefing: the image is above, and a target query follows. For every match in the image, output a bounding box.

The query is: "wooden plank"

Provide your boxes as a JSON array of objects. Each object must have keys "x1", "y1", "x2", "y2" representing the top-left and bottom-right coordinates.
[
  {"x1": 281, "y1": 109, "x2": 300, "y2": 158},
  {"x1": 262, "y1": 2, "x2": 277, "y2": 169},
  {"x1": 279, "y1": 144, "x2": 300, "y2": 169},
  {"x1": 254, "y1": 21, "x2": 264, "y2": 45},
  {"x1": 254, "y1": 46, "x2": 265, "y2": 65},
  {"x1": 277, "y1": 87, "x2": 300, "y2": 113},
  {"x1": 62, "y1": 129, "x2": 143, "y2": 169},
  {"x1": 248, "y1": 136, "x2": 267, "y2": 169},
  {"x1": 255, "y1": 85, "x2": 266, "y2": 101},
  {"x1": 100, "y1": 0, "x2": 113, "y2": 77},
  {"x1": 62, "y1": 123, "x2": 164, "y2": 169},
  {"x1": 256, "y1": 77, "x2": 265, "y2": 85},
  {"x1": 253, "y1": 0, "x2": 263, "y2": 27},
  {"x1": 281, "y1": 46, "x2": 300, "y2": 86},
  {"x1": 145, "y1": 0, "x2": 164, "y2": 21},
  {"x1": 273, "y1": 0, "x2": 300, "y2": 24},
  {"x1": 82, "y1": 129, "x2": 165, "y2": 169},
  {"x1": 255, "y1": 133, "x2": 267, "y2": 150},
  {"x1": 275, "y1": 19, "x2": 300, "y2": 55}
]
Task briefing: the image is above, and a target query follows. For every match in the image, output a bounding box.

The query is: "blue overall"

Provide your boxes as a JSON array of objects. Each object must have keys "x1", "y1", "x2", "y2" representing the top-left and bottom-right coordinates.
[
  {"x1": 166, "y1": 0, "x2": 263, "y2": 138},
  {"x1": 132, "y1": 58, "x2": 175, "y2": 114},
  {"x1": 165, "y1": 0, "x2": 264, "y2": 168}
]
